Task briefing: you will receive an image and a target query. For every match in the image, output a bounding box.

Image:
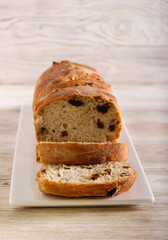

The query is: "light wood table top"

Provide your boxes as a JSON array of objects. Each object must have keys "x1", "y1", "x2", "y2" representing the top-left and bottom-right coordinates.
[{"x1": 0, "y1": 1, "x2": 168, "y2": 239}]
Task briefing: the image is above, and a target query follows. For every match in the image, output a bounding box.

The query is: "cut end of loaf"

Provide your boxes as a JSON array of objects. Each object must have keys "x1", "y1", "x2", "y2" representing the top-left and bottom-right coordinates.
[{"x1": 35, "y1": 95, "x2": 121, "y2": 143}]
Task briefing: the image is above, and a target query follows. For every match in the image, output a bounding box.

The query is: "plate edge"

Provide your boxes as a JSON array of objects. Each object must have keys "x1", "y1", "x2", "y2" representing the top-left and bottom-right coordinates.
[
  {"x1": 122, "y1": 122, "x2": 155, "y2": 202},
  {"x1": 9, "y1": 106, "x2": 24, "y2": 204}
]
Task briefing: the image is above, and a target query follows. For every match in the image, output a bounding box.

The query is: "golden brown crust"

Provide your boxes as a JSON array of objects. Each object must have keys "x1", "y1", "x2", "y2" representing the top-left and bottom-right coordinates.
[
  {"x1": 33, "y1": 61, "x2": 112, "y2": 114},
  {"x1": 36, "y1": 142, "x2": 129, "y2": 165},
  {"x1": 33, "y1": 85, "x2": 120, "y2": 116},
  {"x1": 36, "y1": 168, "x2": 136, "y2": 197},
  {"x1": 32, "y1": 61, "x2": 120, "y2": 121}
]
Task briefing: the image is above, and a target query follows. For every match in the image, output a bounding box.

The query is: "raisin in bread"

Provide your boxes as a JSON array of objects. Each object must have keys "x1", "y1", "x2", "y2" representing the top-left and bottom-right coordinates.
[
  {"x1": 36, "y1": 142, "x2": 129, "y2": 165},
  {"x1": 36, "y1": 162, "x2": 136, "y2": 197},
  {"x1": 33, "y1": 61, "x2": 122, "y2": 142}
]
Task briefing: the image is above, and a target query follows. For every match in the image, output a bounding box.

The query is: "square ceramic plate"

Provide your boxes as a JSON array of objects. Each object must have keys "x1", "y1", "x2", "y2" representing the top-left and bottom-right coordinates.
[{"x1": 9, "y1": 105, "x2": 154, "y2": 207}]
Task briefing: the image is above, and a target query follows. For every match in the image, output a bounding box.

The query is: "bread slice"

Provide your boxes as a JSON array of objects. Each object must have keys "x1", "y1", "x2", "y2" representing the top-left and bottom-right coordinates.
[
  {"x1": 36, "y1": 142, "x2": 129, "y2": 165},
  {"x1": 36, "y1": 162, "x2": 136, "y2": 197},
  {"x1": 33, "y1": 61, "x2": 122, "y2": 142}
]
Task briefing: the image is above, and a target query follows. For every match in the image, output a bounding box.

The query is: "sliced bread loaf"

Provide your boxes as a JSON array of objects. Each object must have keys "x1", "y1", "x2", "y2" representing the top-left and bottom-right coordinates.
[
  {"x1": 33, "y1": 61, "x2": 122, "y2": 142},
  {"x1": 36, "y1": 142, "x2": 129, "y2": 165},
  {"x1": 36, "y1": 162, "x2": 136, "y2": 197}
]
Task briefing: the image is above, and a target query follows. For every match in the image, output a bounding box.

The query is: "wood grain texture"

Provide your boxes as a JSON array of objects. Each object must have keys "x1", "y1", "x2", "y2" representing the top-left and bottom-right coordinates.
[
  {"x1": 0, "y1": 0, "x2": 168, "y2": 47},
  {"x1": 1, "y1": 47, "x2": 168, "y2": 85},
  {"x1": 0, "y1": 0, "x2": 168, "y2": 85}
]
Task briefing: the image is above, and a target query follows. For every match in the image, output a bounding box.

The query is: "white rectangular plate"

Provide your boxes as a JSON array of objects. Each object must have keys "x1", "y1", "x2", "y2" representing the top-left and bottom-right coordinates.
[{"x1": 10, "y1": 105, "x2": 154, "y2": 207}]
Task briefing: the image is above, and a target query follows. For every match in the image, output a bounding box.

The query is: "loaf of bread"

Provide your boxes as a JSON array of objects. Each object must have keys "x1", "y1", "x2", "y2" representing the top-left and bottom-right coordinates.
[
  {"x1": 33, "y1": 61, "x2": 122, "y2": 142},
  {"x1": 36, "y1": 142, "x2": 129, "y2": 165},
  {"x1": 36, "y1": 162, "x2": 136, "y2": 197},
  {"x1": 33, "y1": 61, "x2": 136, "y2": 199}
]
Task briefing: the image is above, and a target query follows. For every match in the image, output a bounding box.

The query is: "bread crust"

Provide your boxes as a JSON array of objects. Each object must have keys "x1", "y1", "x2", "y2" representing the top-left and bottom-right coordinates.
[
  {"x1": 36, "y1": 142, "x2": 129, "y2": 165},
  {"x1": 36, "y1": 167, "x2": 136, "y2": 197},
  {"x1": 33, "y1": 85, "x2": 120, "y2": 117},
  {"x1": 33, "y1": 61, "x2": 112, "y2": 115}
]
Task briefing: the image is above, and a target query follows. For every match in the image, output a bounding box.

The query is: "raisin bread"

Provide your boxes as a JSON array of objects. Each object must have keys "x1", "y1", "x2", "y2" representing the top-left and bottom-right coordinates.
[
  {"x1": 36, "y1": 162, "x2": 136, "y2": 197},
  {"x1": 36, "y1": 142, "x2": 129, "y2": 165},
  {"x1": 33, "y1": 61, "x2": 122, "y2": 142}
]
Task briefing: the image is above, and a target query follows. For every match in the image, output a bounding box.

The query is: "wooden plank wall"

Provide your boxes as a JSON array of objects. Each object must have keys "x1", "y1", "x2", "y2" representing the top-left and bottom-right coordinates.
[{"x1": 0, "y1": 0, "x2": 167, "y2": 85}]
